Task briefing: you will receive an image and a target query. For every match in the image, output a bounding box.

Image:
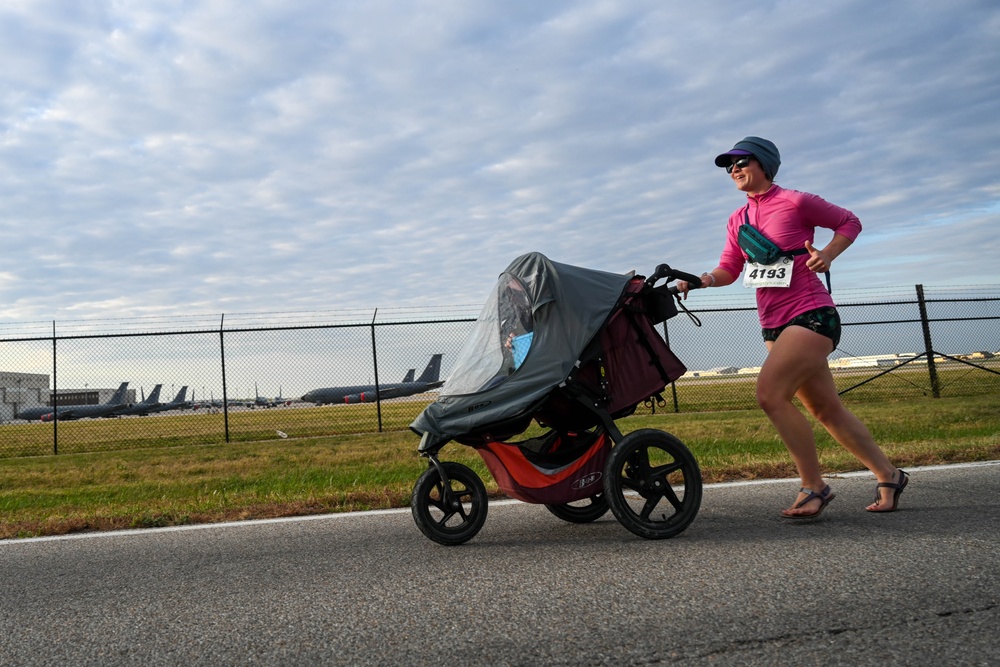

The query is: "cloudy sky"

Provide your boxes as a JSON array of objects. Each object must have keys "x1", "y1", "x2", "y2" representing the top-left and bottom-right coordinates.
[{"x1": 2, "y1": 0, "x2": 999, "y2": 328}]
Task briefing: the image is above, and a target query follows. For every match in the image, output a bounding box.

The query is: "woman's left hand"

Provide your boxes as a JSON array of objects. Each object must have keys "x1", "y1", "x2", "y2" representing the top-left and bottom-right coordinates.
[{"x1": 804, "y1": 240, "x2": 830, "y2": 273}]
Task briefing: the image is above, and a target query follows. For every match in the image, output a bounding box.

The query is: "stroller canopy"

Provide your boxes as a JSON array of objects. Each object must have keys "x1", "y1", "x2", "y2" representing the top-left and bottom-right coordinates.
[{"x1": 411, "y1": 252, "x2": 633, "y2": 448}]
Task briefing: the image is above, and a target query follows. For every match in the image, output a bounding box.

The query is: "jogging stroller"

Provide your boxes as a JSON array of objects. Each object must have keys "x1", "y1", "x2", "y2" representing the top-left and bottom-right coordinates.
[{"x1": 410, "y1": 252, "x2": 703, "y2": 545}]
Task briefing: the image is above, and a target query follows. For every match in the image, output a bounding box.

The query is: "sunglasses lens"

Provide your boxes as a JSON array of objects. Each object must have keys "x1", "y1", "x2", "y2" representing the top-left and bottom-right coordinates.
[{"x1": 726, "y1": 157, "x2": 750, "y2": 173}]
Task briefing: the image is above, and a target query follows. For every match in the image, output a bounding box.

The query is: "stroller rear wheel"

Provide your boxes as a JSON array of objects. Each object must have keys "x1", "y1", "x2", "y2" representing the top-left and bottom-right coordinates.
[
  {"x1": 604, "y1": 429, "x2": 702, "y2": 539},
  {"x1": 411, "y1": 461, "x2": 488, "y2": 545},
  {"x1": 545, "y1": 494, "x2": 609, "y2": 523}
]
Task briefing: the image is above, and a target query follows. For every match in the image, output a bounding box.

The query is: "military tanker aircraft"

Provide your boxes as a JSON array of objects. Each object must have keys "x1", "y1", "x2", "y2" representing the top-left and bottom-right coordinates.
[
  {"x1": 301, "y1": 354, "x2": 443, "y2": 405},
  {"x1": 16, "y1": 382, "x2": 130, "y2": 421}
]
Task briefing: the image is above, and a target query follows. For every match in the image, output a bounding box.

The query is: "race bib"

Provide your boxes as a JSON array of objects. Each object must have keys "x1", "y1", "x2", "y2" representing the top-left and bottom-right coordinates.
[{"x1": 743, "y1": 256, "x2": 793, "y2": 289}]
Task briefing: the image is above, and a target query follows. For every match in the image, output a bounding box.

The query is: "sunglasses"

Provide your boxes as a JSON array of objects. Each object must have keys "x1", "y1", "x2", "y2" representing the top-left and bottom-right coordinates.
[{"x1": 726, "y1": 156, "x2": 753, "y2": 173}]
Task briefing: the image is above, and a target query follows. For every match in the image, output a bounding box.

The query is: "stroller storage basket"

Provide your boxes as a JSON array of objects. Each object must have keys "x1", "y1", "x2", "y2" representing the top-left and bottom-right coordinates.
[{"x1": 476, "y1": 430, "x2": 611, "y2": 505}]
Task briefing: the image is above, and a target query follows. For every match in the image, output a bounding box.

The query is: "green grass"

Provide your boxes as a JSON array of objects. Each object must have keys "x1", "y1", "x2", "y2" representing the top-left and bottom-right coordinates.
[
  {"x1": 6, "y1": 362, "x2": 997, "y2": 459},
  {"x1": 2, "y1": 394, "x2": 998, "y2": 540},
  {"x1": 0, "y1": 400, "x2": 439, "y2": 458}
]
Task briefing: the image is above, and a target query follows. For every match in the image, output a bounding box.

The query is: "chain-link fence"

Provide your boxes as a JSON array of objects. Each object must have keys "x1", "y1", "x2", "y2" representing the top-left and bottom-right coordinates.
[
  {"x1": 1, "y1": 285, "x2": 997, "y2": 458},
  {"x1": 661, "y1": 283, "x2": 1000, "y2": 412}
]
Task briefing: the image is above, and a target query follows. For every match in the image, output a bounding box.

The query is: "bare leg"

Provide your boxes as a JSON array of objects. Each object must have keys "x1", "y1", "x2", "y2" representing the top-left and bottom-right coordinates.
[
  {"x1": 757, "y1": 327, "x2": 832, "y2": 515},
  {"x1": 793, "y1": 352, "x2": 899, "y2": 510},
  {"x1": 759, "y1": 326, "x2": 899, "y2": 513}
]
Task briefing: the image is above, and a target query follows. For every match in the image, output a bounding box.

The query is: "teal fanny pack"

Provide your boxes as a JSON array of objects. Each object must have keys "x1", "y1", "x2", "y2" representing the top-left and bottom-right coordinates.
[
  {"x1": 737, "y1": 208, "x2": 807, "y2": 265},
  {"x1": 737, "y1": 223, "x2": 801, "y2": 265},
  {"x1": 737, "y1": 207, "x2": 831, "y2": 292}
]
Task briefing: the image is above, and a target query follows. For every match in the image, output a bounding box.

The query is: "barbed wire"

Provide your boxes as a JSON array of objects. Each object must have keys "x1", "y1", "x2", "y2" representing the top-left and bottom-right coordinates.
[{"x1": 0, "y1": 304, "x2": 484, "y2": 338}]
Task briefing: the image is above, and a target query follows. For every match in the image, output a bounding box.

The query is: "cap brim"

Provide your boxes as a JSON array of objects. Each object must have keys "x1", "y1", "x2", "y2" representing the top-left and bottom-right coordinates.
[{"x1": 714, "y1": 149, "x2": 753, "y2": 168}]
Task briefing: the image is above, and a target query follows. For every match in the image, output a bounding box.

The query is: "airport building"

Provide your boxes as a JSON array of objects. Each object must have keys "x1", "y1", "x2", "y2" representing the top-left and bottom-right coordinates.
[
  {"x1": 827, "y1": 353, "x2": 920, "y2": 369},
  {"x1": 681, "y1": 353, "x2": 925, "y2": 379},
  {"x1": 1, "y1": 372, "x2": 136, "y2": 421},
  {"x1": 0, "y1": 372, "x2": 49, "y2": 421},
  {"x1": 680, "y1": 350, "x2": 998, "y2": 379}
]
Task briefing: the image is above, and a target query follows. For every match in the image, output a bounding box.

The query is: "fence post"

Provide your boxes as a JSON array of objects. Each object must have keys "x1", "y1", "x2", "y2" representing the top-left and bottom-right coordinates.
[
  {"x1": 220, "y1": 314, "x2": 231, "y2": 443},
  {"x1": 371, "y1": 309, "x2": 382, "y2": 432},
  {"x1": 915, "y1": 284, "x2": 941, "y2": 398},
  {"x1": 52, "y1": 321, "x2": 58, "y2": 455}
]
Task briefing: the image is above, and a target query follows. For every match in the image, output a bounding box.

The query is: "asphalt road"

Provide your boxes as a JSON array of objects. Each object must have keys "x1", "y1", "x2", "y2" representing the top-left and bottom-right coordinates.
[{"x1": 2, "y1": 462, "x2": 997, "y2": 666}]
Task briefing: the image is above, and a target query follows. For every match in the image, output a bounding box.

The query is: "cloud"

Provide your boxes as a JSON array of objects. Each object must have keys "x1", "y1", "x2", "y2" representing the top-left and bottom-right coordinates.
[{"x1": 0, "y1": 0, "x2": 998, "y2": 327}]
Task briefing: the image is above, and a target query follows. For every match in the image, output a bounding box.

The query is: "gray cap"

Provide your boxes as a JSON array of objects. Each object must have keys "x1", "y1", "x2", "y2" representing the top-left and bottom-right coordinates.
[{"x1": 715, "y1": 136, "x2": 781, "y2": 180}]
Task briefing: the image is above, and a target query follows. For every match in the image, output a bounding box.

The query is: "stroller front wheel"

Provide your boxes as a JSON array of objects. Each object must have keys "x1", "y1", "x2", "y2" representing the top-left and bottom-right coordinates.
[
  {"x1": 604, "y1": 429, "x2": 702, "y2": 539},
  {"x1": 411, "y1": 461, "x2": 488, "y2": 545}
]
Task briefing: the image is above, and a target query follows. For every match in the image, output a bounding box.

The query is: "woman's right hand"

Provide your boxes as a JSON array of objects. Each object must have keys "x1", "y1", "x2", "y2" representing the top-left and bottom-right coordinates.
[{"x1": 677, "y1": 272, "x2": 714, "y2": 300}]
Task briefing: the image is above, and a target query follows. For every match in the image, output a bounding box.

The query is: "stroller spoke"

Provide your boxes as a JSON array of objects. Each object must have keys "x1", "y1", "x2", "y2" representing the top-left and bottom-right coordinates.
[
  {"x1": 427, "y1": 481, "x2": 449, "y2": 514},
  {"x1": 649, "y1": 460, "x2": 684, "y2": 477},
  {"x1": 636, "y1": 475, "x2": 681, "y2": 522},
  {"x1": 433, "y1": 484, "x2": 474, "y2": 525},
  {"x1": 619, "y1": 475, "x2": 644, "y2": 494},
  {"x1": 661, "y1": 482, "x2": 683, "y2": 512},
  {"x1": 451, "y1": 491, "x2": 474, "y2": 520},
  {"x1": 639, "y1": 495, "x2": 662, "y2": 522}
]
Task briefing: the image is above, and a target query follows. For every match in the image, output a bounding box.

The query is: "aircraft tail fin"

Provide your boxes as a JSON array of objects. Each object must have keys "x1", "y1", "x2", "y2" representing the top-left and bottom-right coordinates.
[
  {"x1": 146, "y1": 384, "x2": 163, "y2": 404},
  {"x1": 108, "y1": 382, "x2": 129, "y2": 405},
  {"x1": 402, "y1": 368, "x2": 415, "y2": 383},
  {"x1": 416, "y1": 354, "x2": 443, "y2": 384},
  {"x1": 172, "y1": 386, "x2": 188, "y2": 403}
]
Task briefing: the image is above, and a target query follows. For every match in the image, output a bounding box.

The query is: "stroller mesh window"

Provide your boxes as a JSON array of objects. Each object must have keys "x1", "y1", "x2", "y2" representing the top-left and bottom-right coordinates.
[{"x1": 442, "y1": 274, "x2": 534, "y2": 395}]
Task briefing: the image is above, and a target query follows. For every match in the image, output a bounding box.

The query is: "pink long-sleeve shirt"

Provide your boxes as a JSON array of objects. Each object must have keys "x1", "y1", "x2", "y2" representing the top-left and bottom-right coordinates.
[{"x1": 717, "y1": 185, "x2": 862, "y2": 329}]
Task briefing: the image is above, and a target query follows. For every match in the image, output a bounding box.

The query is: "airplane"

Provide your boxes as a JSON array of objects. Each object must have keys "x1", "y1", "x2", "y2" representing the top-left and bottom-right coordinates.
[
  {"x1": 244, "y1": 384, "x2": 266, "y2": 408},
  {"x1": 189, "y1": 391, "x2": 222, "y2": 410},
  {"x1": 16, "y1": 382, "x2": 131, "y2": 422},
  {"x1": 116, "y1": 384, "x2": 163, "y2": 417},
  {"x1": 301, "y1": 354, "x2": 443, "y2": 405},
  {"x1": 272, "y1": 386, "x2": 293, "y2": 407},
  {"x1": 250, "y1": 383, "x2": 292, "y2": 408},
  {"x1": 144, "y1": 386, "x2": 189, "y2": 414}
]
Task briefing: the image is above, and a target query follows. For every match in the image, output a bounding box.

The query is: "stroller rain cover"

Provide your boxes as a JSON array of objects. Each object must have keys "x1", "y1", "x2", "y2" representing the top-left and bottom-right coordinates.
[{"x1": 411, "y1": 252, "x2": 635, "y2": 448}]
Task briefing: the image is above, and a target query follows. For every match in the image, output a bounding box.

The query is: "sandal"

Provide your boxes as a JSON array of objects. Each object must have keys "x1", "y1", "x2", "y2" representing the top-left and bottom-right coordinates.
[
  {"x1": 780, "y1": 484, "x2": 835, "y2": 519},
  {"x1": 867, "y1": 469, "x2": 909, "y2": 513}
]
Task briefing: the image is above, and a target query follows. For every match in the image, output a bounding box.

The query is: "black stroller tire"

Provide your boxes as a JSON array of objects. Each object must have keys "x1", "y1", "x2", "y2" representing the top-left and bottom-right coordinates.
[
  {"x1": 544, "y1": 494, "x2": 609, "y2": 523},
  {"x1": 604, "y1": 429, "x2": 702, "y2": 540},
  {"x1": 411, "y1": 462, "x2": 488, "y2": 546}
]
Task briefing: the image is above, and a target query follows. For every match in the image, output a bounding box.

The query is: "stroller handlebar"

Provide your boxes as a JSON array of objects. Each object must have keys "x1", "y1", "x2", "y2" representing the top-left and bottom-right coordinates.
[{"x1": 645, "y1": 264, "x2": 702, "y2": 291}]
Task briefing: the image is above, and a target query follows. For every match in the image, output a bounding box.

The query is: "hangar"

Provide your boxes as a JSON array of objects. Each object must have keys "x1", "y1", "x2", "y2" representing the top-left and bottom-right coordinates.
[{"x1": 1, "y1": 373, "x2": 136, "y2": 421}]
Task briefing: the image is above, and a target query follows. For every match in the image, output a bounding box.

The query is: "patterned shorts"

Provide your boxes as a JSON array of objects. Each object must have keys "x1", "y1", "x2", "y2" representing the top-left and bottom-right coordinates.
[{"x1": 761, "y1": 306, "x2": 841, "y2": 348}]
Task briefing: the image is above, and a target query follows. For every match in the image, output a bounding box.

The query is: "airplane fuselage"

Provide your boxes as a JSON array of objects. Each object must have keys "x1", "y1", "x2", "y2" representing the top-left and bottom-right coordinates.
[
  {"x1": 300, "y1": 354, "x2": 444, "y2": 406},
  {"x1": 302, "y1": 381, "x2": 444, "y2": 405},
  {"x1": 15, "y1": 382, "x2": 131, "y2": 421}
]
